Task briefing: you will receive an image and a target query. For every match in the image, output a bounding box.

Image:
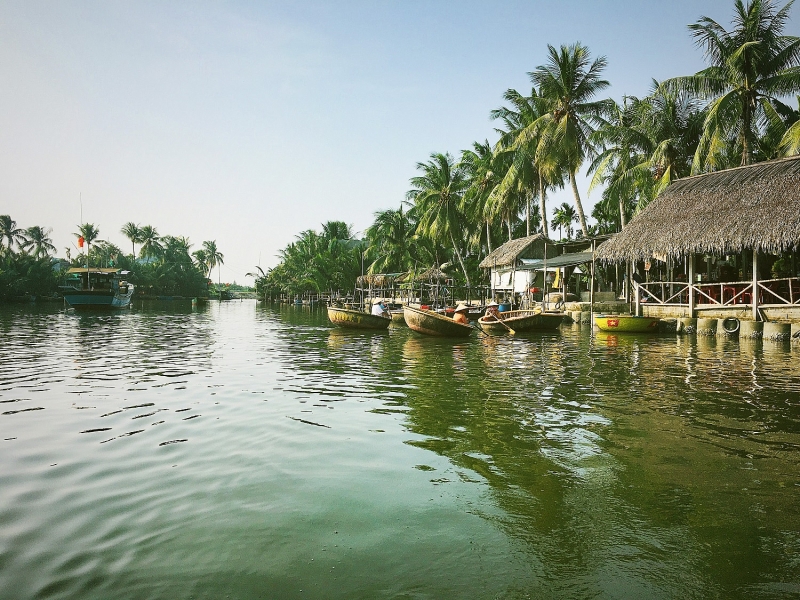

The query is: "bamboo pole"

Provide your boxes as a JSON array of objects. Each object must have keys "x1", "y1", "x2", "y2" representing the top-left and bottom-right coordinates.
[
  {"x1": 688, "y1": 253, "x2": 695, "y2": 317},
  {"x1": 752, "y1": 249, "x2": 759, "y2": 321}
]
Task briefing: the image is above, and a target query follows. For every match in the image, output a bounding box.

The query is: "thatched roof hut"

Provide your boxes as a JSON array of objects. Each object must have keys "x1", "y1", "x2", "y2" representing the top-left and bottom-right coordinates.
[
  {"x1": 478, "y1": 234, "x2": 550, "y2": 269},
  {"x1": 596, "y1": 155, "x2": 800, "y2": 263},
  {"x1": 356, "y1": 273, "x2": 402, "y2": 288},
  {"x1": 397, "y1": 267, "x2": 448, "y2": 283}
]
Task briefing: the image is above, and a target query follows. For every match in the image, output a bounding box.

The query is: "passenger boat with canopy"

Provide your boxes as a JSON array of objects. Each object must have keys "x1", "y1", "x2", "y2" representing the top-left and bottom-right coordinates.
[{"x1": 62, "y1": 268, "x2": 134, "y2": 309}]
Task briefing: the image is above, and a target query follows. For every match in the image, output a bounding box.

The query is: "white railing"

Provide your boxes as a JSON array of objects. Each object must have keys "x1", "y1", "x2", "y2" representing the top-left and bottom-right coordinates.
[{"x1": 637, "y1": 277, "x2": 800, "y2": 307}]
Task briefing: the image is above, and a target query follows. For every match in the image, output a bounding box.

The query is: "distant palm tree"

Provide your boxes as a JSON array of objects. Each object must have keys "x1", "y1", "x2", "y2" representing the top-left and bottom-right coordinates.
[
  {"x1": 121, "y1": 222, "x2": 142, "y2": 257},
  {"x1": 407, "y1": 152, "x2": 471, "y2": 286},
  {"x1": 365, "y1": 206, "x2": 413, "y2": 273},
  {"x1": 530, "y1": 43, "x2": 612, "y2": 237},
  {"x1": 138, "y1": 225, "x2": 162, "y2": 261},
  {"x1": 665, "y1": 0, "x2": 800, "y2": 169},
  {"x1": 75, "y1": 223, "x2": 100, "y2": 264},
  {"x1": 551, "y1": 202, "x2": 578, "y2": 240},
  {"x1": 202, "y1": 240, "x2": 224, "y2": 286},
  {"x1": 21, "y1": 226, "x2": 56, "y2": 259},
  {"x1": 0, "y1": 215, "x2": 25, "y2": 254},
  {"x1": 192, "y1": 249, "x2": 209, "y2": 277}
]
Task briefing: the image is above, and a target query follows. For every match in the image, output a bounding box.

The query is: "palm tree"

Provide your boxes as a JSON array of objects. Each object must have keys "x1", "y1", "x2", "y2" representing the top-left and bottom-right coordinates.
[
  {"x1": 0, "y1": 215, "x2": 25, "y2": 254},
  {"x1": 406, "y1": 152, "x2": 472, "y2": 286},
  {"x1": 202, "y1": 240, "x2": 224, "y2": 286},
  {"x1": 365, "y1": 207, "x2": 413, "y2": 273},
  {"x1": 460, "y1": 140, "x2": 501, "y2": 254},
  {"x1": 192, "y1": 249, "x2": 209, "y2": 277},
  {"x1": 121, "y1": 222, "x2": 142, "y2": 257},
  {"x1": 138, "y1": 225, "x2": 163, "y2": 262},
  {"x1": 530, "y1": 43, "x2": 612, "y2": 237},
  {"x1": 490, "y1": 87, "x2": 563, "y2": 237},
  {"x1": 665, "y1": 0, "x2": 800, "y2": 170},
  {"x1": 21, "y1": 226, "x2": 56, "y2": 259},
  {"x1": 551, "y1": 202, "x2": 578, "y2": 240},
  {"x1": 75, "y1": 223, "x2": 100, "y2": 265}
]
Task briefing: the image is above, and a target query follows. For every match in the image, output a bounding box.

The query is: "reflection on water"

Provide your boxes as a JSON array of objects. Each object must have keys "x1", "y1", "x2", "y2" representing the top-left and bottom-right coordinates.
[{"x1": 1, "y1": 301, "x2": 799, "y2": 599}]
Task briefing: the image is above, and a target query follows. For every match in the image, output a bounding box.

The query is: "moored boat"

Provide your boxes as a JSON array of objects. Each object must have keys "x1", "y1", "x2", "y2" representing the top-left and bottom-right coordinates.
[
  {"x1": 403, "y1": 305, "x2": 473, "y2": 338},
  {"x1": 478, "y1": 309, "x2": 564, "y2": 334},
  {"x1": 327, "y1": 306, "x2": 391, "y2": 329},
  {"x1": 62, "y1": 268, "x2": 134, "y2": 309},
  {"x1": 389, "y1": 309, "x2": 406, "y2": 325},
  {"x1": 594, "y1": 314, "x2": 661, "y2": 332}
]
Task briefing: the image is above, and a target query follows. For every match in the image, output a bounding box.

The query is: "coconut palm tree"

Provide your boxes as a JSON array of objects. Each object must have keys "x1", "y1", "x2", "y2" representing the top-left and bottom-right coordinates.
[
  {"x1": 460, "y1": 140, "x2": 501, "y2": 254},
  {"x1": 202, "y1": 240, "x2": 224, "y2": 286},
  {"x1": 192, "y1": 249, "x2": 209, "y2": 277},
  {"x1": 490, "y1": 87, "x2": 563, "y2": 237},
  {"x1": 121, "y1": 222, "x2": 142, "y2": 257},
  {"x1": 406, "y1": 152, "x2": 472, "y2": 286},
  {"x1": 665, "y1": 0, "x2": 800, "y2": 170},
  {"x1": 529, "y1": 43, "x2": 612, "y2": 237},
  {"x1": 551, "y1": 202, "x2": 578, "y2": 240},
  {"x1": 21, "y1": 226, "x2": 56, "y2": 259},
  {"x1": 0, "y1": 215, "x2": 25, "y2": 254},
  {"x1": 365, "y1": 207, "x2": 414, "y2": 274},
  {"x1": 75, "y1": 223, "x2": 100, "y2": 264},
  {"x1": 138, "y1": 225, "x2": 162, "y2": 261}
]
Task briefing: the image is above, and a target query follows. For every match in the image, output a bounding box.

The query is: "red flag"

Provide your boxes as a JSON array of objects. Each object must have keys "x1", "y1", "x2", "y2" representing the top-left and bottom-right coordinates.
[{"x1": 78, "y1": 236, "x2": 84, "y2": 248}]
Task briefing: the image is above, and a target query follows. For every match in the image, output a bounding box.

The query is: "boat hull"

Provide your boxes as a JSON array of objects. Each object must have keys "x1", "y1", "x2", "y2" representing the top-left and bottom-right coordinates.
[
  {"x1": 327, "y1": 306, "x2": 391, "y2": 329},
  {"x1": 403, "y1": 305, "x2": 473, "y2": 337},
  {"x1": 63, "y1": 288, "x2": 133, "y2": 309},
  {"x1": 478, "y1": 310, "x2": 564, "y2": 334},
  {"x1": 389, "y1": 309, "x2": 406, "y2": 325},
  {"x1": 594, "y1": 315, "x2": 660, "y2": 332}
]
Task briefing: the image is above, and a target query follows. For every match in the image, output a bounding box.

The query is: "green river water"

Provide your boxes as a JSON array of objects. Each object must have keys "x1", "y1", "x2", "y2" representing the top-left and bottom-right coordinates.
[{"x1": 1, "y1": 300, "x2": 799, "y2": 599}]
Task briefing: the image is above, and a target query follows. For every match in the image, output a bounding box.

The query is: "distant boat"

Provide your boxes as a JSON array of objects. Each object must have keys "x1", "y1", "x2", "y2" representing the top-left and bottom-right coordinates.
[
  {"x1": 478, "y1": 309, "x2": 564, "y2": 334},
  {"x1": 327, "y1": 306, "x2": 391, "y2": 329},
  {"x1": 403, "y1": 305, "x2": 473, "y2": 337},
  {"x1": 62, "y1": 268, "x2": 134, "y2": 309},
  {"x1": 594, "y1": 315, "x2": 660, "y2": 332}
]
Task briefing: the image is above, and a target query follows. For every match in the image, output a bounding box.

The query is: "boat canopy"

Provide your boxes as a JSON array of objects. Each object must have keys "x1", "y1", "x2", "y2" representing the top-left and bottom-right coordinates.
[{"x1": 66, "y1": 268, "x2": 125, "y2": 275}]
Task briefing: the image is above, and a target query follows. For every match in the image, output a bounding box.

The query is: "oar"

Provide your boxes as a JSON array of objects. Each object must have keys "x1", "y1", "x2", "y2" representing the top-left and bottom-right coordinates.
[{"x1": 483, "y1": 314, "x2": 515, "y2": 335}]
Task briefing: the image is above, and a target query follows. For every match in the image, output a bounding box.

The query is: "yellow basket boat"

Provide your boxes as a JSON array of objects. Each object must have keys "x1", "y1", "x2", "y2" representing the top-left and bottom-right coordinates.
[
  {"x1": 594, "y1": 315, "x2": 661, "y2": 333},
  {"x1": 327, "y1": 306, "x2": 391, "y2": 330}
]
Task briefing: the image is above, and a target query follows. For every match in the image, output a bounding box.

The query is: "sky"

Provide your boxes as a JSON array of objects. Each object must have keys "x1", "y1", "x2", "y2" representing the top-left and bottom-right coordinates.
[{"x1": 1, "y1": 0, "x2": 781, "y2": 284}]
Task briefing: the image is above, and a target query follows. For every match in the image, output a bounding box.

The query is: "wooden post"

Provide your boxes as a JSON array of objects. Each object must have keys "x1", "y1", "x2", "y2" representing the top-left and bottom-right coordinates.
[
  {"x1": 688, "y1": 253, "x2": 695, "y2": 317},
  {"x1": 542, "y1": 243, "x2": 548, "y2": 310},
  {"x1": 752, "y1": 248, "x2": 759, "y2": 321}
]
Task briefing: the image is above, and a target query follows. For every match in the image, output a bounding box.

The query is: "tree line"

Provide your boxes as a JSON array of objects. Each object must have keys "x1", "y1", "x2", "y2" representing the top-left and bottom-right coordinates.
[
  {"x1": 255, "y1": 0, "x2": 800, "y2": 298},
  {"x1": 0, "y1": 215, "x2": 225, "y2": 300}
]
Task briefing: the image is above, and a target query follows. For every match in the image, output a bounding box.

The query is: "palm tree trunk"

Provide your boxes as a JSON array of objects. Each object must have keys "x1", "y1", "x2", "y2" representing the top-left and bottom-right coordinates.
[
  {"x1": 618, "y1": 197, "x2": 627, "y2": 230},
  {"x1": 569, "y1": 170, "x2": 589, "y2": 237},
  {"x1": 486, "y1": 221, "x2": 493, "y2": 254},
  {"x1": 741, "y1": 98, "x2": 752, "y2": 167},
  {"x1": 507, "y1": 216, "x2": 512, "y2": 241},
  {"x1": 539, "y1": 173, "x2": 548, "y2": 235},
  {"x1": 526, "y1": 195, "x2": 531, "y2": 237},
  {"x1": 449, "y1": 231, "x2": 470, "y2": 288}
]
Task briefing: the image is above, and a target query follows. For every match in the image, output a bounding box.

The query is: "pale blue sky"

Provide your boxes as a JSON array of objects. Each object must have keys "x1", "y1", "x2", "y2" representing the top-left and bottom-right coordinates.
[{"x1": 1, "y1": 0, "x2": 774, "y2": 282}]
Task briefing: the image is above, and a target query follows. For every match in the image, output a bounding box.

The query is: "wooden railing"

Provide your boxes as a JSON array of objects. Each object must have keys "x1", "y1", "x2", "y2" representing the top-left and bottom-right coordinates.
[{"x1": 636, "y1": 277, "x2": 800, "y2": 308}]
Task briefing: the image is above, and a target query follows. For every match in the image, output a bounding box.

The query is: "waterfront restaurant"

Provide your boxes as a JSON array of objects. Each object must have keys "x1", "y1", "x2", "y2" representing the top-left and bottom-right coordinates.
[{"x1": 595, "y1": 155, "x2": 800, "y2": 322}]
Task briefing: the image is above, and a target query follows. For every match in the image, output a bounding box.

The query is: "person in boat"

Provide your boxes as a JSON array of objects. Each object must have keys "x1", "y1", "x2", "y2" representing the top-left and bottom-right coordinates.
[
  {"x1": 371, "y1": 300, "x2": 389, "y2": 318},
  {"x1": 483, "y1": 302, "x2": 501, "y2": 321},
  {"x1": 453, "y1": 304, "x2": 470, "y2": 325}
]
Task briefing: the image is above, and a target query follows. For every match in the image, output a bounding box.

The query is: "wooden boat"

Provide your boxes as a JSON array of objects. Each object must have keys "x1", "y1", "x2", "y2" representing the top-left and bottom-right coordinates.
[
  {"x1": 62, "y1": 268, "x2": 134, "y2": 309},
  {"x1": 478, "y1": 309, "x2": 564, "y2": 334},
  {"x1": 327, "y1": 306, "x2": 391, "y2": 329},
  {"x1": 389, "y1": 309, "x2": 406, "y2": 325},
  {"x1": 594, "y1": 314, "x2": 661, "y2": 332},
  {"x1": 403, "y1": 305, "x2": 473, "y2": 337}
]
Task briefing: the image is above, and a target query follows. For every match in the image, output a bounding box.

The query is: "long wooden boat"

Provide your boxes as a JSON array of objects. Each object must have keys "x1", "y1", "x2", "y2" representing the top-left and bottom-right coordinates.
[
  {"x1": 403, "y1": 305, "x2": 473, "y2": 337},
  {"x1": 327, "y1": 306, "x2": 391, "y2": 329},
  {"x1": 389, "y1": 309, "x2": 406, "y2": 325},
  {"x1": 594, "y1": 314, "x2": 660, "y2": 332},
  {"x1": 478, "y1": 309, "x2": 564, "y2": 334},
  {"x1": 62, "y1": 268, "x2": 134, "y2": 309}
]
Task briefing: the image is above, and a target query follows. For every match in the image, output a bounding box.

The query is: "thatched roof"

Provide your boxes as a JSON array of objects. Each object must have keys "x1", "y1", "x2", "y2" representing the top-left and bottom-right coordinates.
[
  {"x1": 596, "y1": 155, "x2": 800, "y2": 263},
  {"x1": 397, "y1": 267, "x2": 448, "y2": 283},
  {"x1": 478, "y1": 234, "x2": 550, "y2": 269},
  {"x1": 356, "y1": 273, "x2": 402, "y2": 288}
]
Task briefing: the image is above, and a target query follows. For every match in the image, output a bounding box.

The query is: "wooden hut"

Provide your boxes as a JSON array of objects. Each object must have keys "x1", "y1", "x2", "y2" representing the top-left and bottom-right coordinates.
[{"x1": 596, "y1": 155, "x2": 800, "y2": 321}]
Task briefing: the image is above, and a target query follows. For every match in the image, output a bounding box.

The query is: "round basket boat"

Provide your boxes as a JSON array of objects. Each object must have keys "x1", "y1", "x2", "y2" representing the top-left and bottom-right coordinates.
[
  {"x1": 594, "y1": 314, "x2": 661, "y2": 333},
  {"x1": 327, "y1": 306, "x2": 391, "y2": 330},
  {"x1": 403, "y1": 305, "x2": 473, "y2": 337}
]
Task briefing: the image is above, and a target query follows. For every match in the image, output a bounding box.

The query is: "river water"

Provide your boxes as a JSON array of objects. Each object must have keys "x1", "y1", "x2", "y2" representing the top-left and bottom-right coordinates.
[{"x1": 1, "y1": 300, "x2": 799, "y2": 599}]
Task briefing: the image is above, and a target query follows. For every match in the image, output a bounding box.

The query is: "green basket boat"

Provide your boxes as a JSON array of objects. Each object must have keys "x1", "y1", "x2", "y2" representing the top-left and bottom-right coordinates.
[
  {"x1": 403, "y1": 305, "x2": 474, "y2": 338},
  {"x1": 327, "y1": 306, "x2": 391, "y2": 330},
  {"x1": 478, "y1": 309, "x2": 564, "y2": 334}
]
